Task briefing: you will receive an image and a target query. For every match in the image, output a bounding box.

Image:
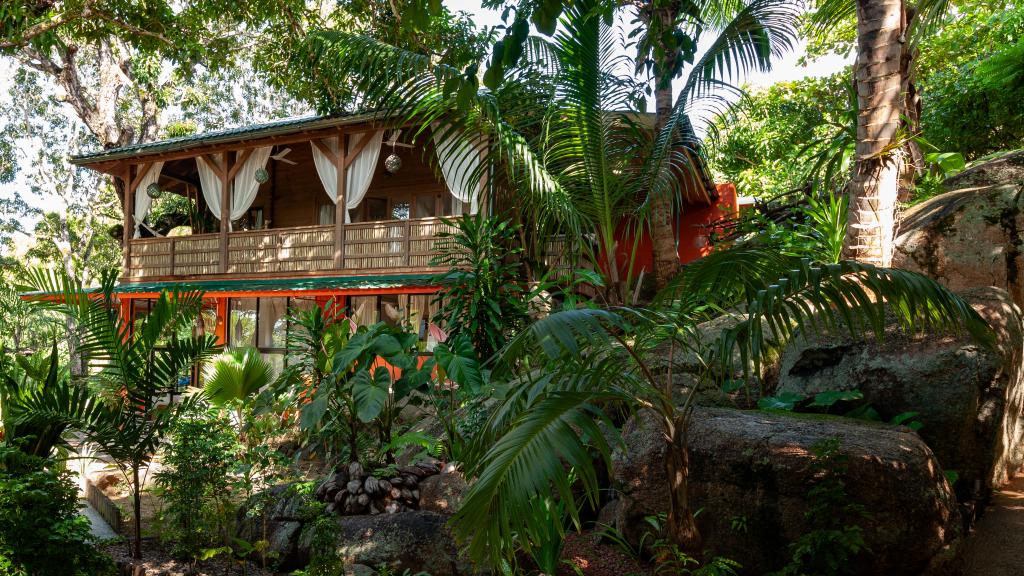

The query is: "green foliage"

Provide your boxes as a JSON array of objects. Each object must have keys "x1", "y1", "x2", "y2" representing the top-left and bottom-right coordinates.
[
  {"x1": 203, "y1": 346, "x2": 273, "y2": 407},
  {"x1": 18, "y1": 267, "x2": 220, "y2": 558},
  {"x1": 453, "y1": 244, "x2": 991, "y2": 569},
  {"x1": 770, "y1": 438, "x2": 869, "y2": 576},
  {"x1": 707, "y1": 72, "x2": 853, "y2": 198},
  {"x1": 915, "y1": 2, "x2": 1024, "y2": 158},
  {"x1": 154, "y1": 404, "x2": 240, "y2": 561},
  {"x1": 430, "y1": 215, "x2": 530, "y2": 361},
  {"x1": 0, "y1": 343, "x2": 78, "y2": 458},
  {"x1": 0, "y1": 446, "x2": 115, "y2": 576}
]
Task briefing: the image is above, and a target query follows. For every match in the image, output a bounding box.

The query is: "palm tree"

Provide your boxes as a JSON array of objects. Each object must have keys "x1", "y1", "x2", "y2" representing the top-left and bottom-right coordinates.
[
  {"x1": 450, "y1": 246, "x2": 992, "y2": 567},
  {"x1": 811, "y1": 0, "x2": 953, "y2": 265},
  {"x1": 296, "y1": 0, "x2": 797, "y2": 302},
  {"x1": 633, "y1": 0, "x2": 800, "y2": 286},
  {"x1": 17, "y1": 269, "x2": 219, "y2": 559},
  {"x1": 203, "y1": 346, "x2": 273, "y2": 428}
]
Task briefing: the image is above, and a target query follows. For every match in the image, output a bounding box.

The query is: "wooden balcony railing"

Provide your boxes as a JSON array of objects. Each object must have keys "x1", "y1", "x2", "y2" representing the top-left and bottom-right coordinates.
[{"x1": 126, "y1": 217, "x2": 457, "y2": 279}]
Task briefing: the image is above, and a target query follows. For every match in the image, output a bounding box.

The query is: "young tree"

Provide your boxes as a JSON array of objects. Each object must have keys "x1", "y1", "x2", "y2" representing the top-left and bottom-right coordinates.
[
  {"x1": 20, "y1": 268, "x2": 219, "y2": 559},
  {"x1": 473, "y1": 0, "x2": 799, "y2": 287}
]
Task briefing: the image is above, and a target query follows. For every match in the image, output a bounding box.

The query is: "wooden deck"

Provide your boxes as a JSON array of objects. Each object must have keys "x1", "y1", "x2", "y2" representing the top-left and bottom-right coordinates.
[{"x1": 126, "y1": 217, "x2": 457, "y2": 280}]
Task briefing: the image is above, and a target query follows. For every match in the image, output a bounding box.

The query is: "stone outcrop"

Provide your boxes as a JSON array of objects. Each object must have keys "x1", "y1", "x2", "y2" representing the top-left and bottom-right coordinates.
[
  {"x1": 776, "y1": 287, "x2": 1024, "y2": 503},
  {"x1": 608, "y1": 407, "x2": 961, "y2": 576},
  {"x1": 894, "y1": 150, "x2": 1024, "y2": 306},
  {"x1": 237, "y1": 459, "x2": 476, "y2": 575},
  {"x1": 418, "y1": 468, "x2": 468, "y2": 514},
  {"x1": 294, "y1": 511, "x2": 477, "y2": 575}
]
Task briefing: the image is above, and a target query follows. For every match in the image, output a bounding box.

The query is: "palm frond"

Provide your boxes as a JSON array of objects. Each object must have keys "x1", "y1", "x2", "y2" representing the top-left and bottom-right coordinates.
[
  {"x1": 682, "y1": 0, "x2": 800, "y2": 99},
  {"x1": 715, "y1": 260, "x2": 995, "y2": 378}
]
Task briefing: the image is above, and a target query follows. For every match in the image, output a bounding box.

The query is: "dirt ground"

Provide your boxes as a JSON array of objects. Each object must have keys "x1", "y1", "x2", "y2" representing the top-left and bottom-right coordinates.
[
  {"x1": 101, "y1": 539, "x2": 275, "y2": 576},
  {"x1": 963, "y1": 473, "x2": 1024, "y2": 576}
]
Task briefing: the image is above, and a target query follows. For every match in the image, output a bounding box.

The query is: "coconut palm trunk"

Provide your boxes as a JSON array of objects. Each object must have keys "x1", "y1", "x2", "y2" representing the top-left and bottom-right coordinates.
[
  {"x1": 650, "y1": 7, "x2": 683, "y2": 290},
  {"x1": 844, "y1": 0, "x2": 913, "y2": 266}
]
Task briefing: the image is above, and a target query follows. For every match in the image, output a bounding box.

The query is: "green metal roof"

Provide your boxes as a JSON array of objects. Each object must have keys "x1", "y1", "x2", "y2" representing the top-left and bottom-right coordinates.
[
  {"x1": 20, "y1": 273, "x2": 444, "y2": 298},
  {"x1": 70, "y1": 112, "x2": 380, "y2": 166}
]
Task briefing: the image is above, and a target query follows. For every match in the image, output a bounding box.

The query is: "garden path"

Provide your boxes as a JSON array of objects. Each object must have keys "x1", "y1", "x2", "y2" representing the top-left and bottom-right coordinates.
[
  {"x1": 963, "y1": 474, "x2": 1024, "y2": 575},
  {"x1": 79, "y1": 501, "x2": 118, "y2": 540}
]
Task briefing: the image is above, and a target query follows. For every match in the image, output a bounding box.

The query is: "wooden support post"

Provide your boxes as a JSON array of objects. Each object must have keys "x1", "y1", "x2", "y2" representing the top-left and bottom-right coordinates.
[
  {"x1": 403, "y1": 219, "x2": 412, "y2": 266},
  {"x1": 168, "y1": 237, "x2": 176, "y2": 276},
  {"x1": 334, "y1": 132, "x2": 347, "y2": 269},
  {"x1": 219, "y1": 152, "x2": 231, "y2": 273},
  {"x1": 121, "y1": 166, "x2": 134, "y2": 275}
]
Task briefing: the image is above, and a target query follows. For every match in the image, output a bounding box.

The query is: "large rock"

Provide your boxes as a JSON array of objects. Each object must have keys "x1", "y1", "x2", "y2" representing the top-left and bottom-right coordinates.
[
  {"x1": 609, "y1": 407, "x2": 961, "y2": 576},
  {"x1": 418, "y1": 470, "x2": 468, "y2": 514},
  {"x1": 776, "y1": 287, "x2": 1024, "y2": 502},
  {"x1": 295, "y1": 511, "x2": 478, "y2": 575},
  {"x1": 894, "y1": 151, "x2": 1024, "y2": 306}
]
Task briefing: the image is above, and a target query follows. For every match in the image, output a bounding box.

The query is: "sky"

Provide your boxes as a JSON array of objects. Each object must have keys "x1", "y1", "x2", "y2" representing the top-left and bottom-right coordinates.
[{"x1": 0, "y1": 1, "x2": 852, "y2": 234}]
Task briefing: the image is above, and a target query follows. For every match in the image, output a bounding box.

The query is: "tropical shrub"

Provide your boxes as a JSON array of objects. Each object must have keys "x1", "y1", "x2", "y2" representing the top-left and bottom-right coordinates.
[
  {"x1": 452, "y1": 248, "x2": 991, "y2": 570},
  {"x1": 430, "y1": 214, "x2": 531, "y2": 361},
  {"x1": 154, "y1": 404, "x2": 240, "y2": 562},
  {"x1": 0, "y1": 446, "x2": 115, "y2": 576},
  {"x1": 770, "y1": 438, "x2": 869, "y2": 576},
  {"x1": 18, "y1": 268, "x2": 220, "y2": 559}
]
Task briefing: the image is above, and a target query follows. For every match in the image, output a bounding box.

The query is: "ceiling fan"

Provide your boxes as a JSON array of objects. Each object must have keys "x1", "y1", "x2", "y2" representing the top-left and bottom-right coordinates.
[
  {"x1": 270, "y1": 147, "x2": 297, "y2": 165},
  {"x1": 385, "y1": 130, "x2": 414, "y2": 149}
]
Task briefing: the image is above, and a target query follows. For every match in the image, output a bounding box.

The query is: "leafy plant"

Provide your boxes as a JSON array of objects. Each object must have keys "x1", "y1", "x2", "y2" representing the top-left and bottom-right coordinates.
[
  {"x1": 204, "y1": 346, "x2": 273, "y2": 408},
  {"x1": 430, "y1": 214, "x2": 531, "y2": 361},
  {"x1": 451, "y1": 247, "x2": 991, "y2": 570},
  {"x1": 770, "y1": 438, "x2": 869, "y2": 576},
  {"x1": 0, "y1": 445, "x2": 115, "y2": 576},
  {"x1": 17, "y1": 268, "x2": 220, "y2": 559},
  {"x1": 153, "y1": 403, "x2": 240, "y2": 563}
]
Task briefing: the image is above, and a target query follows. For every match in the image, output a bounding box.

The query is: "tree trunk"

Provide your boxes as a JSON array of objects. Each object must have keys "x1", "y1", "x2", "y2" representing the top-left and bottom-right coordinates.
[
  {"x1": 664, "y1": 414, "x2": 701, "y2": 558},
  {"x1": 843, "y1": 0, "x2": 913, "y2": 267},
  {"x1": 132, "y1": 464, "x2": 143, "y2": 559},
  {"x1": 649, "y1": 5, "x2": 682, "y2": 289}
]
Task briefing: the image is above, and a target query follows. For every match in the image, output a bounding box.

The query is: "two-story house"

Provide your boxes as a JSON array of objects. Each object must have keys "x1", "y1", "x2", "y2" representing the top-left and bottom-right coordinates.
[{"x1": 70, "y1": 113, "x2": 737, "y2": 372}]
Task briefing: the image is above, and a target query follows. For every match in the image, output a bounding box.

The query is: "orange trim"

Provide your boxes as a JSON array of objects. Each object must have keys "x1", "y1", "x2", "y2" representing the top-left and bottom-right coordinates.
[
  {"x1": 214, "y1": 298, "x2": 227, "y2": 346},
  {"x1": 114, "y1": 286, "x2": 440, "y2": 300}
]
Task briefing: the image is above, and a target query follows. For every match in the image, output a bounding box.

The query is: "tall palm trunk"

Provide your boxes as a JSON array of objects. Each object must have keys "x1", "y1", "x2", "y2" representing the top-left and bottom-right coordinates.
[
  {"x1": 650, "y1": 6, "x2": 682, "y2": 289},
  {"x1": 844, "y1": 0, "x2": 913, "y2": 266},
  {"x1": 664, "y1": 414, "x2": 701, "y2": 557}
]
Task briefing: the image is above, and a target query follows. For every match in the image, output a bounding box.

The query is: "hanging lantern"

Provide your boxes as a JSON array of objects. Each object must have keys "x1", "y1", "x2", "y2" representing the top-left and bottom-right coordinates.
[
  {"x1": 384, "y1": 152, "x2": 402, "y2": 174},
  {"x1": 146, "y1": 182, "x2": 162, "y2": 199},
  {"x1": 254, "y1": 167, "x2": 270, "y2": 184}
]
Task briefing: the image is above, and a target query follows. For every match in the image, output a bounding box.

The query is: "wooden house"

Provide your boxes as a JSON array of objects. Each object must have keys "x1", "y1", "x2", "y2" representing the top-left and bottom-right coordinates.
[{"x1": 70, "y1": 113, "x2": 737, "y2": 371}]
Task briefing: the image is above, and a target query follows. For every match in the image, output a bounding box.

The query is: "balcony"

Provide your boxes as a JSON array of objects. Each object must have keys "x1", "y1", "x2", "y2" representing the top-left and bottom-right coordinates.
[{"x1": 125, "y1": 217, "x2": 456, "y2": 280}]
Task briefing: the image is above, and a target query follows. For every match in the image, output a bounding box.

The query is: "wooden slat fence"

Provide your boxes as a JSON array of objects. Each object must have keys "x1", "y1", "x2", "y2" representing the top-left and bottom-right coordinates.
[
  {"x1": 127, "y1": 217, "x2": 455, "y2": 279},
  {"x1": 84, "y1": 477, "x2": 123, "y2": 534}
]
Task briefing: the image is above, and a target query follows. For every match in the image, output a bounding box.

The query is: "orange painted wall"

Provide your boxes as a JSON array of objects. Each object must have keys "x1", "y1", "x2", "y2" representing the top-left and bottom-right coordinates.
[
  {"x1": 676, "y1": 182, "x2": 739, "y2": 264},
  {"x1": 603, "y1": 182, "x2": 740, "y2": 280}
]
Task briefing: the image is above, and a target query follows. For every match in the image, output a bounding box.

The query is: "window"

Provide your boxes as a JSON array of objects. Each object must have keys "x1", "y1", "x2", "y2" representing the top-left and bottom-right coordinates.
[
  {"x1": 350, "y1": 296, "x2": 378, "y2": 327},
  {"x1": 318, "y1": 204, "x2": 335, "y2": 225},
  {"x1": 415, "y1": 194, "x2": 437, "y2": 218},
  {"x1": 229, "y1": 298, "x2": 257, "y2": 348},
  {"x1": 258, "y1": 298, "x2": 288, "y2": 349},
  {"x1": 365, "y1": 198, "x2": 388, "y2": 221},
  {"x1": 392, "y1": 202, "x2": 410, "y2": 220},
  {"x1": 380, "y1": 294, "x2": 405, "y2": 327}
]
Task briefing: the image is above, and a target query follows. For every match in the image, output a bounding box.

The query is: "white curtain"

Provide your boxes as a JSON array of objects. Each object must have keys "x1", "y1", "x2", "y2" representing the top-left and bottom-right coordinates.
[
  {"x1": 230, "y1": 147, "x2": 272, "y2": 225},
  {"x1": 433, "y1": 126, "x2": 486, "y2": 215},
  {"x1": 311, "y1": 131, "x2": 385, "y2": 222},
  {"x1": 311, "y1": 137, "x2": 339, "y2": 203},
  {"x1": 345, "y1": 131, "x2": 383, "y2": 222},
  {"x1": 132, "y1": 162, "x2": 164, "y2": 238},
  {"x1": 197, "y1": 155, "x2": 224, "y2": 219}
]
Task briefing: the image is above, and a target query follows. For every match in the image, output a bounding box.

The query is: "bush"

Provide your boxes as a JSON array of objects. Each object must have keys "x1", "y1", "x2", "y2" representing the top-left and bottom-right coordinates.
[
  {"x1": 0, "y1": 445, "x2": 114, "y2": 576},
  {"x1": 154, "y1": 405, "x2": 239, "y2": 560}
]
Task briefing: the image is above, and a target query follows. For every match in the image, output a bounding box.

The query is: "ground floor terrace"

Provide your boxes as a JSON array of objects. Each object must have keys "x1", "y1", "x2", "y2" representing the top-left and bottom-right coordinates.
[{"x1": 117, "y1": 275, "x2": 442, "y2": 384}]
